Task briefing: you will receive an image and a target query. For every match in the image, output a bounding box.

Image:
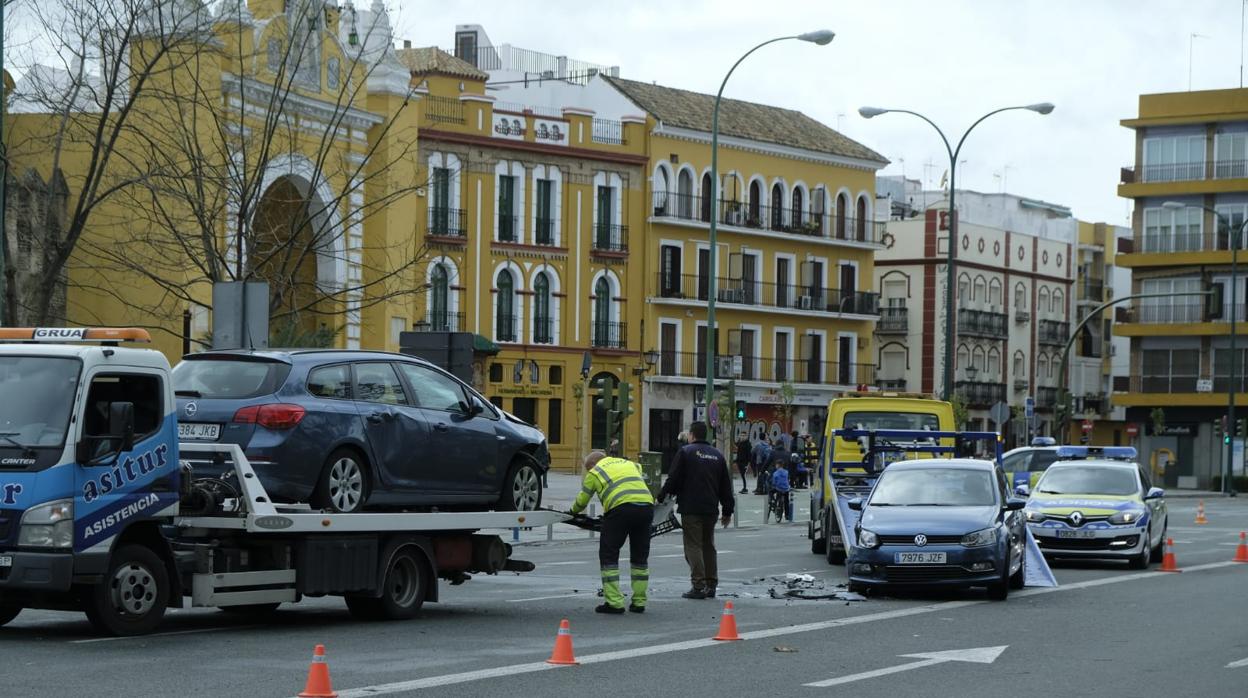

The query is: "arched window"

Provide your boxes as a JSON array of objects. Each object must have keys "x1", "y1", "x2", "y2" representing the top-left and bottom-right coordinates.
[
  {"x1": 989, "y1": 278, "x2": 1003, "y2": 308},
  {"x1": 533, "y1": 272, "x2": 552, "y2": 344},
  {"x1": 748, "y1": 180, "x2": 762, "y2": 227},
  {"x1": 431, "y1": 263, "x2": 450, "y2": 330},
  {"x1": 653, "y1": 166, "x2": 671, "y2": 216},
  {"x1": 1013, "y1": 351, "x2": 1025, "y2": 380},
  {"x1": 972, "y1": 346, "x2": 986, "y2": 372},
  {"x1": 1038, "y1": 287, "x2": 1050, "y2": 315},
  {"x1": 987, "y1": 348, "x2": 1001, "y2": 378},
  {"x1": 1015, "y1": 282, "x2": 1027, "y2": 311},
  {"x1": 855, "y1": 195, "x2": 867, "y2": 241},
  {"x1": 771, "y1": 183, "x2": 785, "y2": 230},
  {"x1": 592, "y1": 276, "x2": 619, "y2": 347},
  {"x1": 791, "y1": 188, "x2": 804, "y2": 229},
  {"x1": 1052, "y1": 289, "x2": 1065, "y2": 314},
  {"x1": 700, "y1": 172, "x2": 713, "y2": 222},
  {"x1": 496, "y1": 270, "x2": 516, "y2": 342},
  {"x1": 973, "y1": 276, "x2": 986, "y2": 305},
  {"x1": 835, "y1": 192, "x2": 848, "y2": 239},
  {"x1": 677, "y1": 169, "x2": 694, "y2": 219},
  {"x1": 957, "y1": 345, "x2": 970, "y2": 373},
  {"x1": 958, "y1": 274, "x2": 970, "y2": 304},
  {"x1": 1037, "y1": 354, "x2": 1049, "y2": 383}
]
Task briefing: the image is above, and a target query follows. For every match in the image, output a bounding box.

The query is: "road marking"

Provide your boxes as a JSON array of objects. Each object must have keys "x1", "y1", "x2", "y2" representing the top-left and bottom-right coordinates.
[
  {"x1": 1227, "y1": 657, "x2": 1248, "y2": 669},
  {"x1": 326, "y1": 561, "x2": 1244, "y2": 697},
  {"x1": 506, "y1": 593, "x2": 587, "y2": 603},
  {"x1": 539, "y1": 561, "x2": 588, "y2": 567},
  {"x1": 71, "y1": 624, "x2": 264, "y2": 644},
  {"x1": 805, "y1": 645, "x2": 1008, "y2": 687},
  {"x1": 654, "y1": 550, "x2": 733, "y2": 559}
]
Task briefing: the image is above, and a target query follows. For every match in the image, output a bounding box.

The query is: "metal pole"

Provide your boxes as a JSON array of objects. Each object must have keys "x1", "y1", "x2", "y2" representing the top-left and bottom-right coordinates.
[
  {"x1": 0, "y1": 0, "x2": 7, "y2": 326},
  {"x1": 1228, "y1": 234, "x2": 1238, "y2": 496},
  {"x1": 944, "y1": 167, "x2": 957, "y2": 399}
]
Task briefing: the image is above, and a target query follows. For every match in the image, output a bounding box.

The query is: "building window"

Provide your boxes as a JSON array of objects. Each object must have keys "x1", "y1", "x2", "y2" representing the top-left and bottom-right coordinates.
[
  {"x1": 660, "y1": 244, "x2": 682, "y2": 297},
  {"x1": 748, "y1": 180, "x2": 762, "y2": 226},
  {"x1": 431, "y1": 263, "x2": 450, "y2": 330},
  {"x1": 496, "y1": 269, "x2": 517, "y2": 342},
  {"x1": 989, "y1": 279, "x2": 1002, "y2": 308},
  {"x1": 791, "y1": 188, "x2": 804, "y2": 228},
  {"x1": 595, "y1": 184, "x2": 619, "y2": 250},
  {"x1": 535, "y1": 178, "x2": 554, "y2": 245},
  {"x1": 489, "y1": 363, "x2": 503, "y2": 382},
  {"x1": 1216, "y1": 132, "x2": 1248, "y2": 179},
  {"x1": 1143, "y1": 134, "x2": 1204, "y2": 182},
  {"x1": 660, "y1": 322, "x2": 679, "y2": 376},
  {"x1": 677, "y1": 169, "x2": 694, "y2": 219},
  {"x1": 549, "y1": 365, "x2": 563, "y2": 385},
  {"x1": 533, "y1": 272, "x2": 553, "y2": 344},
  {"x1": 489, "y1": 395, "x2": 504, "y2": 409},
  {"x1": 835, "y1": 192, "x2": 848, "y2": 239},
  {"x1": 592, "y1": 276, "x2": 620, "y2": 347},
  {"x1": 1013, "y1": 351, "x2": 1025, "y2": 380},
  {"x1": 498, "y1": 175, "x2": 518, "y2": 242},
  {"x1": 1142, "y1": 205, "x2": 1203, "y2": 253},
  {"x1": 512, "y1": 397, "x2": 537, "y2": 426},
  {"x1": 770, "y1": 183, "x2": 784, "y2": 230},
  {"x1": 774, "y1": 331, "x2": 791, "y2": 382},
  {"x1": 700, "y1": 172, "x2": 713, "y2": 222},
  {"x1": 548, "y1": 398, "x2": 563, "y2": 444},
  {"x1": 1139, "y1": 277, "x2": 1203, "y2": 323},
  {"x1": 1141, "y1": 348, "x2": 1200, "y2": 392},
  {"x1": 855, "y1": 196, "x2": 868, "y2": 241},
  {"x1": 1015, "y1": 283, "x2": 1027, "y2": 311}
]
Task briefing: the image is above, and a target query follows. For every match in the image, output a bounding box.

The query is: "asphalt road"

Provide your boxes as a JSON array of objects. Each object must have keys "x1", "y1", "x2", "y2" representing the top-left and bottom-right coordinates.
[{"x1": 2, "y1": 496, "x2": 1246, "y2": 697}]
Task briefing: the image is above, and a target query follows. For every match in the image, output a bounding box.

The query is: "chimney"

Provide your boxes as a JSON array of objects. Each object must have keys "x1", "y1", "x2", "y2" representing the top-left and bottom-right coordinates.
[{"x1": 403, "y1": 39, "x2": 411, "y2": 49}]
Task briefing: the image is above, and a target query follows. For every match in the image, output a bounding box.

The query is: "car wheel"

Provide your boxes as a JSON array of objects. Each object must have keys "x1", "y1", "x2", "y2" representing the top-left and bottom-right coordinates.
[
  {"x1": 499, "y1": 456, "x2": 543, "y2": 511},
  {"x1": 1129, "y1": 526, "x2": 1152, "y2": 569},
  {"x1": 825, "y1": 510, "x2": 846, "y2": 565},
  {"x1": 0, "y1": 604, "x2": 21, "y2": 627},
  {"x1": 1009, "y1": 552, "x2": 1026, "y2": 590},
  {"x1": 987, "y1": 566, "x2": 1010, "y2": 601},
  {"x1": 1151, "y1": 519, "x2": 1166, "y2": 560},
  {"x1": 82, "y1": 545, "x2": 170, "y2": 636},
  {"x1": 314, "y1": 449, "x2": 369, "y2": 513}
]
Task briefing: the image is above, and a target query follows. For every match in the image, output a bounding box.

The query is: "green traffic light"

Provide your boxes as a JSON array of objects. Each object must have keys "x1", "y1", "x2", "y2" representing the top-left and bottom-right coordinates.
[{"x1": 1226, "y1": 436, "x2": 1232, "y2": 445}]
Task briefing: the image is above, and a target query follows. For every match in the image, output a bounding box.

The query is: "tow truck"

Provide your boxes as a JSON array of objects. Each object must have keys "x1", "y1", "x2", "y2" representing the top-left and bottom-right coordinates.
[{"x1": 0, "y1": 328, "x2": 566, "y2": 636}]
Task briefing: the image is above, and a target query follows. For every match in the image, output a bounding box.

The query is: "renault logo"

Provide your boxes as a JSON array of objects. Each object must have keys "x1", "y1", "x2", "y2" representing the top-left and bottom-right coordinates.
[
  {"x1": 184, "y1": 401, "x2": 198, "y2": 417},
  {"x1": 1070, "y1": 511, "x2": 1084, "y2": 527},
  {"x1": 914, "y1": 534, "x2": 928, "y2": 547}
]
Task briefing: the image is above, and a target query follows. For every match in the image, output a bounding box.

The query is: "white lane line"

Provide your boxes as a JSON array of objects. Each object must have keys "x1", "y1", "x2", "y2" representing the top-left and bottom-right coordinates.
[
  {"x1": 506, "y1": 593, "x2": 588, "y2": 603},
  {"x1": 72, "y1": 624, "x2": 265, "y2": 644},
  {"x1": 654, "y1": 550, "x2": 733, "y2": 559},
  {"x1": 1227, "y1": 656, "x2": 1248, "y2": 669},
  {"x1": 325, "y1": 560, "x2": 1244, "y2": 697},
  {"x1": 538, "y1": 561, "x2": 588, "y2": 567}
]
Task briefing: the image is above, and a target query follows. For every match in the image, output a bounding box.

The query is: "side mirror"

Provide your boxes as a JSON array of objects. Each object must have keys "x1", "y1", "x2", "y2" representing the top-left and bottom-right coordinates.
[
  {"x1": 110, "y1": 401, "x2": 136, "y2": 452},
  {"x1": 847, "y1": 497, "x2": 864, "y2": 511},
  {"x1": 1003, "y1": 498, "x2": 1027, "y2": 511},
  {"x1": 1014, "y1": 484, "x2": 1031, "y2": 498},
  {"x1": 1144, "y1": 487, "x2": 1165, "y2": 501}
]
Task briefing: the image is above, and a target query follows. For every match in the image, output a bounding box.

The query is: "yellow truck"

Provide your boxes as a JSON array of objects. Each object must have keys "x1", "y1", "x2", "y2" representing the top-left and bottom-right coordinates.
[{"x1": 808, "y1": 394, "x2": 955, "y2": 563}]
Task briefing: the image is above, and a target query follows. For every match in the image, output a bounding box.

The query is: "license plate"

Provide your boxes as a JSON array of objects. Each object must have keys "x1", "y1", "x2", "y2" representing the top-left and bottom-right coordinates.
[
  {"x1": 894, "y1": 552, "x2": 946, "y2": 564},
  {"x1": 178, "y1": 423, "x2": 221, "y2": 441},
  {"x1": 1056, "y1": 530, "x2": 1098, "y2": 539},
  {"x1": 0, "y1": 555, "x2": 11, "y2": 568}
]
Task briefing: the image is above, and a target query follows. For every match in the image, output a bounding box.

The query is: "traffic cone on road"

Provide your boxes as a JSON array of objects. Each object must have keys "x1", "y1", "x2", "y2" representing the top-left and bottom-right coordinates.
[
  {"x1": 1159, "y1": 538, "x2": 1182, "y2": 572},
  {"x1": 1233, "y1": 532, "x2": 1248, "y2": 563},
  {"x1": 546, "y1": 619, "x2": 579, "y2": 665},
  {"x1": 1195, "y1": 500, "x2": 1209, "y2": 525},
  {"x1": 713, "y1": 601, "x2": 742, "y2": 641},
  {"x1": 297, "y1": 644, "x2": 337, "y2": 698}
]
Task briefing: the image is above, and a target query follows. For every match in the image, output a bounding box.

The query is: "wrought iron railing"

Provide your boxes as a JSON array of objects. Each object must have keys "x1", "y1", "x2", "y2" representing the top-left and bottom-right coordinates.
[
  {"x1": 592, "y1": 223, "x2": 628, "y2": 253},
  {"x1": 651, "y1": 191, "x2": 884, "y2": 244},
  {"x1": 428, "y1": 207, "x2": 466, "y2": 238},
  {"x1": 591, "y1": 321, "x2": 627, "y2": 349},
  {"x1": 653, "y1": 273, "x2": 878, "y2": 315}
]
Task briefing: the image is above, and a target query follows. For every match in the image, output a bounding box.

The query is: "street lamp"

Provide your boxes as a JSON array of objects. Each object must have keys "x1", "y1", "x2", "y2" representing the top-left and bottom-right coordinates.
[
  {"x1": 1164, "y1": 200, "x2": 1244, "y2": 496},
  {"x1": 704, "y1": 30, "x2": 835, "y2": 429},
  {"x1": 858, "y1": 102, "x2": 1054, "y2": 400}
]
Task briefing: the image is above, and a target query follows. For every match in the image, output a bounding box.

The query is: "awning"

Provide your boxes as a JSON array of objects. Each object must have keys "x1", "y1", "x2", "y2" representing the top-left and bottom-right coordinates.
[{"x1": 473, "y1": 334, "x2": 501, "y2": 355}]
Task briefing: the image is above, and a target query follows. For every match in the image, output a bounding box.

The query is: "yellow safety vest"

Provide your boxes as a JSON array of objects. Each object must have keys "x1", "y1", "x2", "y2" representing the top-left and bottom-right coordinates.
[{"x1": 571, "y1": 457, "x2": 655, "y2": 514}]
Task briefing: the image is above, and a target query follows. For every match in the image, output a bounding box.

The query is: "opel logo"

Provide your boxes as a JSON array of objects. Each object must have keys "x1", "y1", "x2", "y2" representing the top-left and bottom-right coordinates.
[
  {"x1": 184, "y1": 401, "x2": 198, "y2": 418},
  {"x1": 914, "y1": 534, "x2": 928, "y2": 547},
  {"x1": 1070, "y1": 511, "x2": 1084, "y2": 527}
]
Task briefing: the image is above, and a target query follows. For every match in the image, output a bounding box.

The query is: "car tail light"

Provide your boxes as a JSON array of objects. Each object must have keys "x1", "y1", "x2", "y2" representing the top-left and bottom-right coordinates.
[{"x1": 233, "y1": 404, "x2": 306, "y2": 429}]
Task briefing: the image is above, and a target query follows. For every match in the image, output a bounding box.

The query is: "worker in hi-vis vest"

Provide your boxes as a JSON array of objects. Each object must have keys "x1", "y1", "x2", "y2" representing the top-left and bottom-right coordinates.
[{"x1": 570, "y1": 450, "x2": 656, "y2": 614}]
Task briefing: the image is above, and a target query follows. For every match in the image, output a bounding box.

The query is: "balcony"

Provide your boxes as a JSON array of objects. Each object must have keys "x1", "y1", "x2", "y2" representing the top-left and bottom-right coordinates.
[
  {"x1": 591, "y1": 118, "x2": 626, "y2": 145},
  {"x1": 534, "y1": 217, "x2": 557, "y2": 246},
  {"x1": 651, "y1": 191, "x2": 885, "y2": 245},
  {"x1": 532, "y1": 316, "x2": 554, "y2": 345},
  {"x1": 427, "y1": 207, "x2": 467, "y2": 239},
  {"x1": 1035, "y1": 386, "x2": 1059, "y2": 411},
  {"x1": 417, "y1": 310, "x2": 463, "y2": 333},
  {"x1": 655, "y1": 350, "x2": 874, "y2": 386},
  {"x1": 1077, "y1": 281, "x2": 1104, "y2": 303},
  {"x1": 955, "y1": 381, "x2": 1007, "y2": 407},
  {"x1": 876, "y1": 378, "x2": 907, "y2": 391},
  {"x1": 876, "y1": 307, "x2": 908, "y2": 333},
  {"x1": 495, "y1": 314, "x2": 518, "y2": 343},
  {"x1": 1121, "y1": 159, "x2": 1248, "y2": 184},
  {"x1": 1038, "y1": 319, "x2": 1070, "y2": 346},
  {"x1": 957, "y1": 309, "x2": 1008, "y2": 339},
  {"x1": 1120, "y1": 301, "x2": 1204, "y2": 324},
  {"x1": 1132, "y1": 374, "x2": 1201, "y2": 394},
  {"x1": 422, "y1": 95, "x2": 465, "y2": 125},
  {"x1": 497, "y1": 213, "x2": 519, "y2": 243},
  {"x1": 653, "y1": 273, "x2": 879, "y2": 316},
  {"x1": 592, "y1": 223, "x2": 628, "y2": 253},
  {"x1": 591, "y1": 321, "x2": 627, "y2": 349}
]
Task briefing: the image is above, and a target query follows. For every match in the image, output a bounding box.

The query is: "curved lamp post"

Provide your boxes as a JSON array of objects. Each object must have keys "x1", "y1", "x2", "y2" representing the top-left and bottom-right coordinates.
[
  {"x1": 858, "y1": 103, "x2": 1054, "y2": 402},
  {"x1": 704, "y1": 30, "x2": 834, "y2": 429}
]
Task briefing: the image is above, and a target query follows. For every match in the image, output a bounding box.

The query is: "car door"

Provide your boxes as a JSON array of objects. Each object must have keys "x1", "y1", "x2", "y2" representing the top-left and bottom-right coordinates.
[
  {"x1": 351, "y1": 361, "x2": 432, "y2": 493},
  {"x1": 995, "y1": 465, "x2": 1025, "y2": 570},
  {"x1": 396, "y1": 361, "x2": 499, "y2": 497},
  {"x1": 1139, "y1": 466, "x2": 1166, "y2": 546}
]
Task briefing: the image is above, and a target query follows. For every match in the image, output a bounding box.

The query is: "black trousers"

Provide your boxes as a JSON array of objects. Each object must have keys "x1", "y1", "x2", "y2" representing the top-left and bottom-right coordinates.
[{"x1": 599, "y1": 503, "x2": 654, "y2": 567}]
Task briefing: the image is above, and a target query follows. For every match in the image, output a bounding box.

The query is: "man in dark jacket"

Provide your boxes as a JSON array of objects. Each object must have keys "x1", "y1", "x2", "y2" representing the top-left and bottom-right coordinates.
[
  {"x1": 659, "y1": 421, "x2": 734, "y2": 599},
  {"x1": 734, "y1": 437, "x2": 751, "y2": 494}
]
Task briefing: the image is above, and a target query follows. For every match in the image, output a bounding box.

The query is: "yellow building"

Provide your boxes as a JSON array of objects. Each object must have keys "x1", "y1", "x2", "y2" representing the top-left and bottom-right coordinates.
[{"x1": 1115, "y1": 87, "x2": 1248, "y2": 487}]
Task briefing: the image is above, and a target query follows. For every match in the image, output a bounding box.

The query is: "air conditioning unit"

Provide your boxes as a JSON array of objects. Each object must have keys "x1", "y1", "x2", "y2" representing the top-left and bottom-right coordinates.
[
  {"x1": 1015, "y1": 310, "x2": 1031, "y2": 323},
  {"x1": 726, "y1": 208, "x2": 745, "y2": 226},
  {"x1": 717, "y1": 357, "x2": 735, "y2": 376},
  {"x1": 718, "y1": 288, "x2": 744, "y2": 304},
  {"x1": 1013, "y1": 379, "x2": 1028, "y2": 392},
  {"x1": 798, "y1": 295, "x2": 813, "y2": 310}
]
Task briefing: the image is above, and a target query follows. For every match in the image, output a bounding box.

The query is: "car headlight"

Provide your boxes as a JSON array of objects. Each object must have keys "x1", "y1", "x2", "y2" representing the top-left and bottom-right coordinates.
[
  {"x1": 19, "y1": 498, "x2": 74, "y2": 548},
  {"x1": 1024, "y1": 509, "x2": 1047, "y2": 523},
  {"x1": 1108, "y1": 510, "x2": 1146, "y2": 525},
  {"x1": 857, "y1": 529, "x2": 879, "y2": 548},
  {"x1": 961, "y1": 527, "x2": 997, "y2": 548}
]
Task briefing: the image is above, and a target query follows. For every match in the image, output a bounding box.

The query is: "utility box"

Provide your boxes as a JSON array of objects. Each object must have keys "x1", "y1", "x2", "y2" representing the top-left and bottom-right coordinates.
[{"x1": 638, "y1": 451, "x2": 662, "y2": 496}]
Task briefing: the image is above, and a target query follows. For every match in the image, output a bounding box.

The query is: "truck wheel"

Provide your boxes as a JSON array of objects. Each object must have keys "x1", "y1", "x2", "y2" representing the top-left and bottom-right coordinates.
[
  {"x1": 313, "y1": 449, "x2": 369, "y2": 513},
  {"x1": 825, "y1": 510, "x2": 845, "y2": 565},
  {"x1": 0, "y1": 605, "x2": 21, "y2": 626},
  {"x1": 346, "y1": 549, "x2": 428, "y2": 621},
  {"x1": 83, "y1": 545, "x2": 169, "y2": 636},
  {"x1": 499, "y1": 456, "x2": 543, "y2": 511},
  {"x1": 811, "y1": 534, "x2": 826, "y2": 555}
]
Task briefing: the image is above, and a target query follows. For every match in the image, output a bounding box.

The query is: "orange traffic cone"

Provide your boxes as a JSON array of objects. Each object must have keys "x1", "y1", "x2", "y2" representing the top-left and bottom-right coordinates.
[
  {"x1": 297, "y1": 644, "x2": 337, "y2": 698},
  {"x1": 1195, "y1": 500, "x2": 1209, "y2": 525},
  {"x1": 546, "y1": 619, "x2": 579, "y2": 665},
  {"x1": 1159, "y1": 538, "x2": 1182, "y2": 572},
  {"x1": 713, "y1": 601, "x2": 742, "y2": 641},
  {"x1": 1233, "y1": 532, "x2": 1248, "y2": 563}
]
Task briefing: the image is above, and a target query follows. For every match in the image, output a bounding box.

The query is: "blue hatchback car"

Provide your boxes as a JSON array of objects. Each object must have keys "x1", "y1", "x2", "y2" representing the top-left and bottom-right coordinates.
[
  {"x1": 847, "y1": 459, "x2": 1027, "y2": 600},
  {"x1": 171, "y1": 350, "x2": 549, "y2": 513}
]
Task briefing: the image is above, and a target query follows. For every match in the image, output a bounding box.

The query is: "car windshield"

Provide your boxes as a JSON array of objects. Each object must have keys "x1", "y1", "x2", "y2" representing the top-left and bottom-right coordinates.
[
  {"x1": 1037, "y1": 466, "x2": 1139, "y2": 496},
  {"x1": 172, "y1": 359, "x2": 290, "y2": 399},
  {"x1": 870, "y1": 467, "x2": 997, "y2": 506},
  {"x1": 0, "y1": 356, "x2": 81, "y2": 449},
  {"x1": 843, "y1": 411, "x2": 941, "y2": 432}
]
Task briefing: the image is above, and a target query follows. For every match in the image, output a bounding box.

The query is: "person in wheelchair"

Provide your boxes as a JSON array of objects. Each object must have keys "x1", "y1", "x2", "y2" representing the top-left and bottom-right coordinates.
[{"x1": 768, "y1": 463, "x2": 792, "y2": 523}]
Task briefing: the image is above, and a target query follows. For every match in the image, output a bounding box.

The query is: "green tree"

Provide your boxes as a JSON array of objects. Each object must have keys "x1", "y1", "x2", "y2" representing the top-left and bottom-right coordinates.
[
  {"x1": 949, "y1": 392, "x2": 969, "y2": 431},
  {"x1": 1150, "y1": 407, "x2": 1166, "y2": 435},
  {"x1": 772, "y1": 381, "x2": 797, "y2": 432}
]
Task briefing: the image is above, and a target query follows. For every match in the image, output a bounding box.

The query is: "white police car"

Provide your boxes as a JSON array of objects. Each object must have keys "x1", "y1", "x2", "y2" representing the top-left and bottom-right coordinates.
[
  {"x1": 1002, "y1": 437, "x2": 1063, "y2": 491},
  {"x1": 1019, "y1": 446, "x2": 1167, "y2": 568}
]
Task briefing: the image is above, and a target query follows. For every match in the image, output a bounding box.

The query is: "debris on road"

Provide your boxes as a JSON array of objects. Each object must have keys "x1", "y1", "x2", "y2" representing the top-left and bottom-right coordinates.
[
  {"x1": 773, "y1": 645, "x2": 799, "y2": 653},
  {"x1": 767, "y1": 574, "x2": 866, "y2": 602}
]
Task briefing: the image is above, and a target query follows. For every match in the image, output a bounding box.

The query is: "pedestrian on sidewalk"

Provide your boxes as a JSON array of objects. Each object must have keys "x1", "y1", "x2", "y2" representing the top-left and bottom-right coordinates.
[
  {"x1": 734, "y1": 436, "x2": 751, "y2": 494},
  {"x1": 659, "y1": 421, "x2": 734, "y2": 600},
  {"x1": 751, "y1": 437, "x2": 772, "y2": 494},
  {"x1": 570, "y1": 450, "x2": 655, "y2": 614}
]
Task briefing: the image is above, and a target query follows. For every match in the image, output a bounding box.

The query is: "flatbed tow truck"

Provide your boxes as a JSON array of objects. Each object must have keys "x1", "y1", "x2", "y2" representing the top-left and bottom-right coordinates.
[{"x1": 0, "y1": 328, "x2": 566, "y2": 636}]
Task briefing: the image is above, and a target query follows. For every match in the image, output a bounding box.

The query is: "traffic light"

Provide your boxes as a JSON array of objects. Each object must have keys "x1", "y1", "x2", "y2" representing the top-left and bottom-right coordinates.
[
  {"x1": 1218, "y1": 416, "x2": 1228, "y2": 444},
  {"x1": 1206, "y1": 281, "x2": 1225, "y2": 321},
  {"x1": 1238, "y1": 418, "x2": 1247, "y2": 439},
  {"x1": 593, "y1": 376, "x2": 616, "y2": 413},
  {"x1": 735, "y1": 400, "x2": 746, "y2": 420},
  {"x1": 616, "y1": 381, "x2": 634, "y2": 418}
]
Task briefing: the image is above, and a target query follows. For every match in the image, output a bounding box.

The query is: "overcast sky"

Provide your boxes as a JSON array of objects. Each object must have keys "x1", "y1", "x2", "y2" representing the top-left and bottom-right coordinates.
[{"x1": 393, "y1": 0, "x2": 1248, "y2": 226}]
